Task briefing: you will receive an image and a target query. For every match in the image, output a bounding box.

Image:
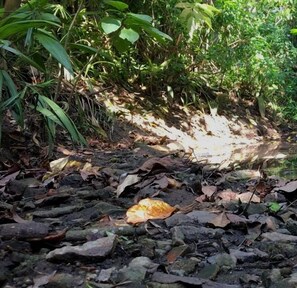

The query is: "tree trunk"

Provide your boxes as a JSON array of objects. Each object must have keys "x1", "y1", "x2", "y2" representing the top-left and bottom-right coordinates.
[{"x1": 4, "y1": 0, "x2": 21, "y2": 15}]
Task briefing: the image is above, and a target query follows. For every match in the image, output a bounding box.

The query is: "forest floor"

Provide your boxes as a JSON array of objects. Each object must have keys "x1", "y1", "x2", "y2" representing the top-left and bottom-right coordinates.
[{"x1": 1, "y1": 89, "x2": 297, "y2": 288}]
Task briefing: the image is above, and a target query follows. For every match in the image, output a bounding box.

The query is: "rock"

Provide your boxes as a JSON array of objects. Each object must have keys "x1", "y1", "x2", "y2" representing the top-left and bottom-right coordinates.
[
  {"x1": 60, "y1": 173, "x2": 84, "y2": 187},
  {"x1": 169, "y1": 258, "x2": 199, "y2": 276},
  {"x1": 23, "y1": 187, "x2": 47, "y2": 199},
  {"x1": 23, "y1": 201, "x2": 36, "y2": 210},
  {"x1": 197, "y1": 263, "x2": 220, "y2": 280},
  {"x1": 230, "y1": 248, "x2": 268, "y2": 263},
  {"x1": 93, "y1": 201, "x2": 125, "y2": 216},
  {"x1": 151, "y1": 271, "x2": 240, "y2": 287},
  {"x1": 43, "y1": 272, "x2": 84, "y2": 288},
  {"x1": 286, "y1": 219, "x2": 297, "y2": 236},
  {"x1": 0, "y1": 222, "x2": 49, "y2": 240},
  {"x1": 114, "y1": 257, "x2": 159, "y2": 284},
  {"x1": 0, "y1": 264, "x2": 10, "y2": 284},
  {"x1": 261, "y1": 232, "x2": 297, "y2": 242},
  {"x1": 147, "y1": 283, "x2": 185, "y2": 288},
  {"x1": 138, "y1": 238, "x2": 156, "y2": 258},
  {"x1": 32, "y1": 206, "x2": 80, "y2": 218},
  {"x1": 46, "y1": 234, "x2": 117, "y2": 261},
  {"x1": 97, "y1": 267, "x2": 116, "y2": 282},
  {"x1": 186, "y1": 211, "x2": 217, "y2": 224},
  {"x1": 165, "y1": 213, "x2": 193, "y2": 228},
  {"x1": 65, "y1": 225, "x2": 146, "y2": 241},
  {"x1": 207, "y1": 253, "x2": 237, "y2": 269},
  {"x1": 261, "y1": 268, "x2": 282, "y2": 288}
]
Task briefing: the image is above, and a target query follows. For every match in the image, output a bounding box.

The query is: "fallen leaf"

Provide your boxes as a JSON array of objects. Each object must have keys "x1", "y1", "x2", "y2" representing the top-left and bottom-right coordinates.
[
  {"x1": 57, "y1": 146, "x2": 75, "y2": 155},
  {"x1": 12, "y1": 210, "x2": 29, "y2": 224},
  {"x1": 131, "y1": 157, "x2": 182, "y2": 175},
  {"x1": 208, "y1": 212, "x2": 231, "y2": 228},
  {"x1": 153, "y1": 175, "x2": 169, "y2": 190},
  {"x1": 50, "y1": 157, "x2": 70, "y2": 174},
  {"x1": 80, "y1": 162, "x2": 100, "y2": 180},
  {"x1": 0, "y1": 170, "x2": 20, "y2": 187},
  {"x1": 276, "y1": 180, "x2": 297, "y2": 193},
  {"x1": 33, "y1": 271, "x2": 57, "y2": 288},
  {"x1": 116, "y1": 174, "x2": 141, "y2": 197},
  {"x1": 43, "y1": 228, "x2": 67, "y2": 242},
  {"x1": 226, "y1": 213, "x2": 247, "y2": 224},
  {"x1": 236, "y1": 192, "x2": 260, "y2": 203},
  {"x1": 126, "y1": 198, "x2": 176, "y2": 224},
  {"x1": 202, "y1": 185, "x2": 217, "y2": 197},
  {"x1": 217, "y1": 189, "x2": 237, "y2": 201},
  {"x1": 166, "y1": 245, "x2": 189, "y2": 264}
]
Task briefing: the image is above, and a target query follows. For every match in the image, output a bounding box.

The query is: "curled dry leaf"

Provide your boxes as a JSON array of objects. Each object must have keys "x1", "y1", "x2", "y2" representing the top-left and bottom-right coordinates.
[
  {"x1": 126, "y1": 198, "x2": 176, "y2": 224},
  {"x1": 116, "y1": 174, "x2": 141, "y2": 197}
]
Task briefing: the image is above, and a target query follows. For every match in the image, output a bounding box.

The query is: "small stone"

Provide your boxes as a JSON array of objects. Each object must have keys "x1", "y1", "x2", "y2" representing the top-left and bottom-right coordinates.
[
  {"x1": 262, "y1": 232, "x2": 297, "y2": 242},
  {"x1": 207, "y1": 253, "x2": 237, "y2": 269},
  {"x1": 165, "y1": 213, "x2": 193, "y2": 228},
  {"x1": 197, "y1": 263, "x2": 220, "y2": 280},
  {"x1": 286, "y1": 219, "x2": 297, "y2": 236},
  {"x1": 115, "y1": 257, "x2": 159, "y2": 284},
  {"x1": 46, "y1": 234, "x2": 117, "y2": 261},
  {"x1": 97, "y1": 267, "x2": 115, "y2": 282},
  {"x1": 262, "y1": 268, "x2": 282, "y2": 287},
  {"x1": 169, "y1": 258, "x2": 199, "y2": 276},
  {"x1": 187, "y1": 211, "x2": 217, "y2": 224},
  {"x1": 23, "y1": 201, "x2": 35, "y2": 210}
]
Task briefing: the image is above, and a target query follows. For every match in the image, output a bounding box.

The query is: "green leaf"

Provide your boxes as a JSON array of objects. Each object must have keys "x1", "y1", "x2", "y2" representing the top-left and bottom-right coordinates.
[
  {"x1": 35, "y1": 32, "x2": 73, "y2": 74},
  {"x1": 39, "y1": 12, "x2": 61, "y2": 23},
  {"x1": 112, "y1": 36, "x2": 130, "y2": 53},
  {"x1": 175, "y1": 3, "x2": 191, "y2": 9},
  {"x1": 143, "y1": 26, "x2": 173, "y2": 42},
  {"x1": 127, "y1": 13, "x2": 152, "y2": 25},
  {"x1": 69, "y1": 43, "x2": 98, "y2": 54},
  {"x1": 104, "y1": 0, "x2": 129, "y2": 11},
  {"x1": 119, "y1": 28, "x2": 139, "y2": 44},
  {"x1": 37, "y1": 95, "x2": 86, "y2": 145},
  {"x1": 0, "y1": 20, "x2": 60, "y2": 39},
  {"x1": 101, "y1": 17, "x2": 122, "y2": 34},
  {"x1": 268, "y1": 202, "x2": 281, "y2": 213},
  {"x1": 0, "y1": 42, "x2": 45, "y2": 72},
  {"x1": 290, "y1": 28, "x2": 297, "y2": 35}
]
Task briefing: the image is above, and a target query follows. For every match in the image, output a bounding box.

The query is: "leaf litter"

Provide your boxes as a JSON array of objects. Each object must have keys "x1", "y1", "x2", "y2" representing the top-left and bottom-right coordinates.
[{"x1": 2, "y1": 147, "x2": 297, "y2": 287}]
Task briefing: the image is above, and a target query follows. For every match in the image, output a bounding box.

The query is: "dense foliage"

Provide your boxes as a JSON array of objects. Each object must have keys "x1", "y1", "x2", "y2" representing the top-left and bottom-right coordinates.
[{"x1": 0, "y1": 0, "x2": 297, "y2": 145}]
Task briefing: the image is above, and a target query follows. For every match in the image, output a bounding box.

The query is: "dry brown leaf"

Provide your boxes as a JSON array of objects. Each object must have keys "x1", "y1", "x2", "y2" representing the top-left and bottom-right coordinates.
[
  {"x1": 126, "y1": 198, "x2": 176, "y2": 224},
  {"x1": 202, "y1": 185, "x2": 217, "y2": 197},
  {"x1": 226, "y1": 213, "x2": 247, "y2": 224},
  {"x1": 276, "y1": 180, "x2": 297, "y2": 193},
  {"x1": 131, "y1": 157, "x2": 182, "y2": 175},
  {"x1": 217, "y1": 189, "x2": 237, "y2": 201},
  {"x1": 57, "y1": 146, "x2": 75, "y2": 156},
  {"x1": 154, "y1": 175, "x2": 169, "y2": 190},
  {"x1": 166, "y1": 245, "x2": 189, "y2": 264},
  {"x1": 236, "y1": 192, "x2": 260, "y2": 203},
  {"x1": 80, "y1": 163, "x2": 100, "y2": 180},
  {"x1": 208, "y1": 212, "x2": 231, "y2": 228}
]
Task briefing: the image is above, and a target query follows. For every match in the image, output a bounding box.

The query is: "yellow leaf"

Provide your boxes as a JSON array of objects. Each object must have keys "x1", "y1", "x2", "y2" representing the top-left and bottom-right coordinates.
[{"x1": 126, "y1": 198, "x2": 176, "y2": 224}]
